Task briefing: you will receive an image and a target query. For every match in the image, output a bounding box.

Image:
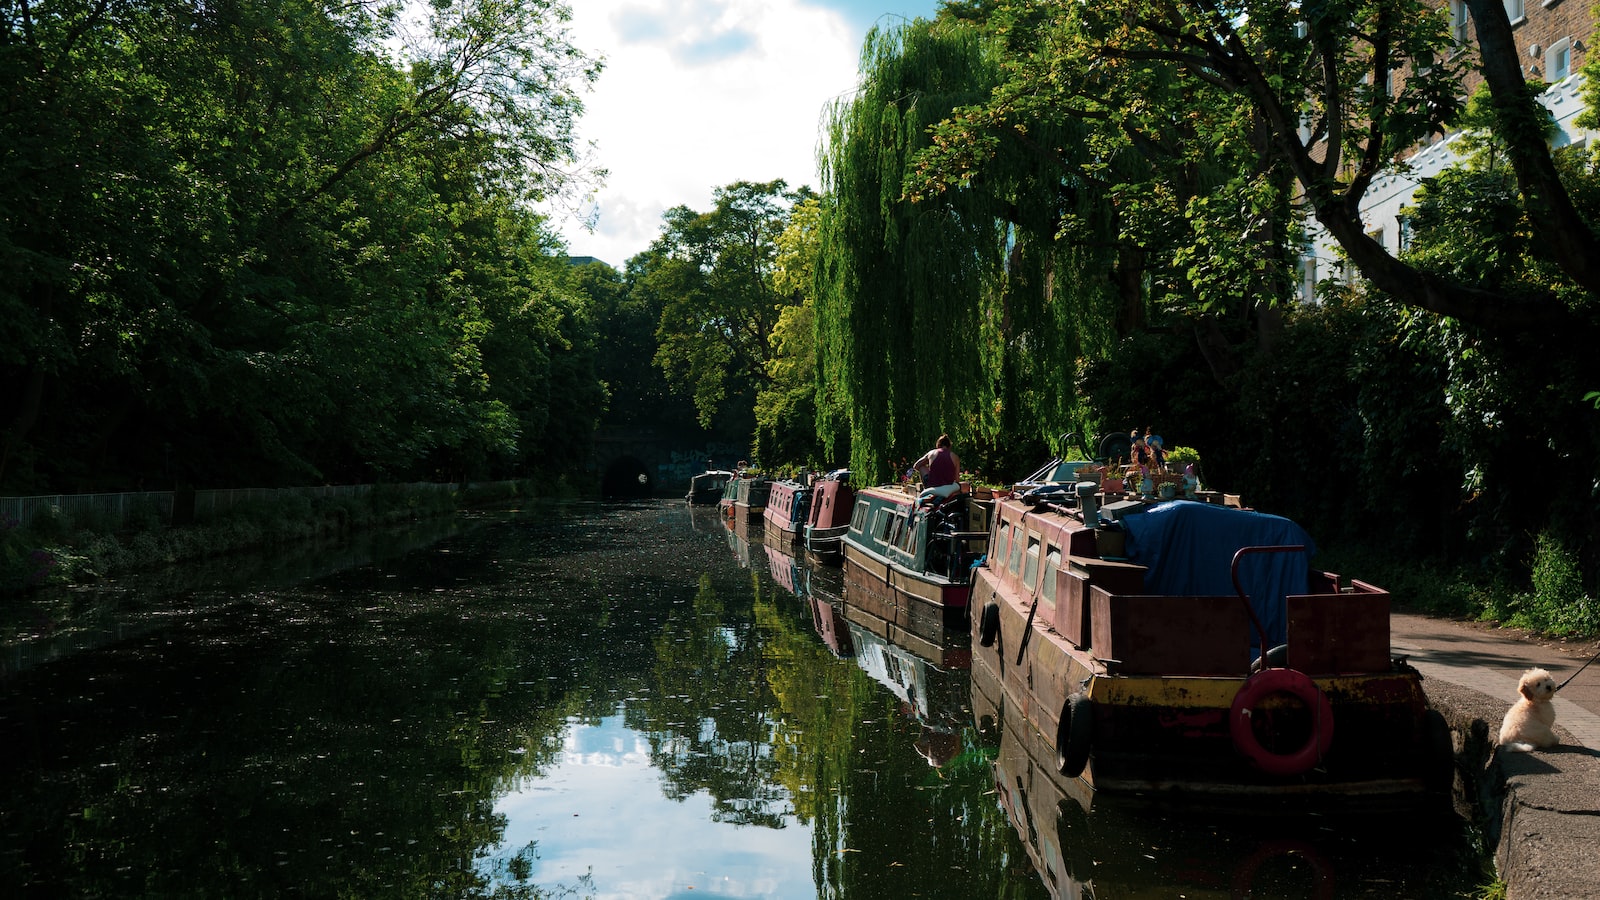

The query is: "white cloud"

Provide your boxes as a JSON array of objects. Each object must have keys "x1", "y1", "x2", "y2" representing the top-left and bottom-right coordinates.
[{"x1": 553, "y1": 0, "x2": 866, "y2": 269}]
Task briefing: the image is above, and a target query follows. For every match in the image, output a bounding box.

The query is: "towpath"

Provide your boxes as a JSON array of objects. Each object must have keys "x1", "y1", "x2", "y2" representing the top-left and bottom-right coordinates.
[
  {"x1": 1391, "y1": 612, "x2": 1600, "y2": 900},
  {"x1": 1392, "y1": 611, "x2": 1600, "y2": 748}
]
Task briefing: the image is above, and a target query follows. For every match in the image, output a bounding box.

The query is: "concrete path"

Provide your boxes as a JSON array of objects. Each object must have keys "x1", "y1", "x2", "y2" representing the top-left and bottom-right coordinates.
[
  {"x1": 1391, "y1": 612, "x2": 1600, "y2": 748},
  {"x1": 1390, "y1": 612, "x2": 1600, "y2": 900}
]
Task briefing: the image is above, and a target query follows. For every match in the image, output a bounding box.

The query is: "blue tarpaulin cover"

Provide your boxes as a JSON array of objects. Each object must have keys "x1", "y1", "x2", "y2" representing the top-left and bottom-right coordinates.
[{"x1": 1119, "y1": 501, "x2": 1316, "y2": 654}]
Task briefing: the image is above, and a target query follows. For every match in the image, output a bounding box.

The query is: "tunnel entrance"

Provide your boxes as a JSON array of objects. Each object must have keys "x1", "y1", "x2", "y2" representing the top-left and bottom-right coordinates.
[{"x1": 601, "y1": 455, "x2": 655, "y2": 499}]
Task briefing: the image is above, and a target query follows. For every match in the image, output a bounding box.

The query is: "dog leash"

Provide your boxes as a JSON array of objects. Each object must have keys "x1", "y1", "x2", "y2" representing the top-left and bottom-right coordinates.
[{"x1": 1555, "y1": 644, "x2": 1600, "y2": 692}]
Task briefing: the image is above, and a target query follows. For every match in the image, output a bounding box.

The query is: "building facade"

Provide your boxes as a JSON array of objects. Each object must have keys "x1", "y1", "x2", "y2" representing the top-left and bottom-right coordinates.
[{"x1": 1300, "y1": 0, "x2": 1597, "y2": 300}]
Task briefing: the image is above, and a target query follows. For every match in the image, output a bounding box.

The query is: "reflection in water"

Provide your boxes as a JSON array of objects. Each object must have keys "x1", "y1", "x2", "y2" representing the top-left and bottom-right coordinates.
[
  {"x1": 0, "y1": 500, "x2": 1480, "y2": 899},
  {"x1": 0, "y1": 501, "x2": 1049, "y2": 900},
  {"x1": 488, "y1": 715, "x2": 812, "y2": 898},
  {"x1": 844, "y1": 622, "x2": 969, "y2": 769}
]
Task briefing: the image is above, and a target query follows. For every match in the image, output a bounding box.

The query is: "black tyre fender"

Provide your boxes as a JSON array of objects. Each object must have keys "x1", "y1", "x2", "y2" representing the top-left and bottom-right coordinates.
[
  {"x1": 978, "y1": 601, "x2": 1001, "y2": 648},
  {"x1": 1250, "y1": 643, "x2": 1290, "y2": 673},
  {"x1": 1055, "y1": 692, "x2": 1093, "y2": 777}
]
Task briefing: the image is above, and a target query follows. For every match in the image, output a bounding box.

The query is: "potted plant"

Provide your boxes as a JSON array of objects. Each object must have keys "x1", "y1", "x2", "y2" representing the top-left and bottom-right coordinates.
[{"x1": 1163, "y1": 446, "x2": 1202, "y2": 497}]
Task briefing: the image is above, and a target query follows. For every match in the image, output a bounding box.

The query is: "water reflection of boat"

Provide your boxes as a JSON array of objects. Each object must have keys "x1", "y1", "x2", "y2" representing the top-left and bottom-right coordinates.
[
  {"x1": 846, "y1": 620, "x2": 969, "y2": 767},
  {"x1": 841, "y1": 481, "x2": 993, "y2": 631},
  {"x1": 761, "y1": 479, "x2": 810, "y2": 549},
  {"x1": 723, "y1": 516, "x2": 757, "y2": 568},
  {"x1": 802, "y1": 469, "x2": 853, "y2": 564},
  {"x1": 974, "y1": 654, "x2": 1466, "y2": 899},
  {"x1": 970, "y1": 450, "x2": 1450, "y2": 802},
  {"x1": 763, "y1": 541, "x2": 808, "y2": 599},
  {"x1": 687, "y1": 502, "x2": 726, "y2": 533},
  {"x1": 686, "y1": 468, "x2": 733, "y2": 505}
]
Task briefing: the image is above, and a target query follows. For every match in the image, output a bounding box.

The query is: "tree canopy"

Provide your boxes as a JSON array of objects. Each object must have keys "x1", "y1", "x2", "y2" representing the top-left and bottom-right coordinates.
[{"x1": 0, "y1": 0, "x2": 604, "y2": 490}]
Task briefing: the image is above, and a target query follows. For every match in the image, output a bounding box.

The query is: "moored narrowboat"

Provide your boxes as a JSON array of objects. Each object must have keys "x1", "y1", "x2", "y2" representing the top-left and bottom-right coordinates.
[
  {"x1": 761, "y1": 479, "x2": 811, "y2": 548},
  {"x1": 686, "y1": 469, "x2": 733, "y2": 505},
  {"x1": 718, "y1": 471, "x2": 770, "y2": 537},
  {"x1": 968, "y1": 461, "x2": 1452, "y2": 803},
  {"x1": 802, "y1": 469, "x2": 854, "y2": 563},
  {"x1": 841, "y1": 482, "x2": 993, "y2": 633}
]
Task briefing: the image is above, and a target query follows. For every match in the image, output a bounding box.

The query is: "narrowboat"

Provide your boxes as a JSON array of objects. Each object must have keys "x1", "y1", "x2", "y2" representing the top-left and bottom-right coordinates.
[
  {"x1": 841, "y1": 481, "x2": 993, "y2": 633},
  {"x1": 686, "y1": 468, "x2": 733, "y2": 505},
  {"x1": 802, "y1": 469, "x2": 854, "y2": 563},
  {"x1": 761, "y1": 479, "x2": 810, "y2": 548},
  {"x1": 974, "y1": 654, "x2": 1463, "y2": 899},
  {"x1": 718, "y1": 471, "x2": 770, "y2": 537},
  {"x1": 969, "y1": 461, "x2": 1451, "y2": 803}
]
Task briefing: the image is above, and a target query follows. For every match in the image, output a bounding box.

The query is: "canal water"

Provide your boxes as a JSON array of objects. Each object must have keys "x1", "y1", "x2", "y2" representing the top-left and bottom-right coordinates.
[{"x1": 0, "y1": 500, "x2": 1483, "y2": 898}]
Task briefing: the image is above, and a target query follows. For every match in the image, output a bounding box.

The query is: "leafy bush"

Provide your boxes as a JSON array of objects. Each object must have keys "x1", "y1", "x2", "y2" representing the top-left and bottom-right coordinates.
[{"x1": 1497, "y1": 531, "x2": 1600, "y2": 636}]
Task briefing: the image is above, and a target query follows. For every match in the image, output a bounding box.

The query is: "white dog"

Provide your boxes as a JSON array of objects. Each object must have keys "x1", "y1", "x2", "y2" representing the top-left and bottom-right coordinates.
[{"x1": 1498, "y1": 667, "x2": 1559, "y2": 752}]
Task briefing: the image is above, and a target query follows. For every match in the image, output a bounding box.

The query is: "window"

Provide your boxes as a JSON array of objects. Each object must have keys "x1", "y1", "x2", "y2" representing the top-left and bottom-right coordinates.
[
  {"x1": 1008, "y1": 527, "x2": 1026, "y2": 574},
  {"x1": 894, "y1": 510, "x2": 920, "y2": 555},
  {"x1": 1451, "y1": 1, "x2": 1469, "y2": 46},
  {"x1": 1022, "y1": 536, "x2": 1041, "y2": 591},
  {"x1": 1397, "y1": 215, "x2": 1413, "y2": 253},
  {"x1": 873, "y1": 509, "x2": 895, "y2": 546},
  {"x1": 996, "y1": 523, "x2": 1011, "y2": 565},
  {"x1": 1546, "y1": 38, "x2": 1572, "y2": 81},
  {"x1": 1041, "y1": 547, "x2": 1062, "y2": 604},
  {"x1": 850, "y1": 499, "x2": 869, "y2": 532},
  {"x1": 1505, "y1": 0, "x2": 1525, "y2": 23}
]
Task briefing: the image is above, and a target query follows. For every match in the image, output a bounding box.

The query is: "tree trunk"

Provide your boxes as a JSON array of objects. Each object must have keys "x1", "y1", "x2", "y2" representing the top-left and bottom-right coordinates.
[{"x1": 1464, "y1": 0, "x2": 1600, "y2": 298}]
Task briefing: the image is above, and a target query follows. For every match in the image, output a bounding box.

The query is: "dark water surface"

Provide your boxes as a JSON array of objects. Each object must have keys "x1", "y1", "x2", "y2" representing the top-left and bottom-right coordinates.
[{"x1": 1, "y1": 501, "x2": 1482, "y2": 898}]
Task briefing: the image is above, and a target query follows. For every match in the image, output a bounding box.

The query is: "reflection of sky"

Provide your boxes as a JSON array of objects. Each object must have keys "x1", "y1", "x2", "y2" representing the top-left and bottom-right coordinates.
[{"x1": 485, "y1": 713, "x2": 814, "y2": 900}]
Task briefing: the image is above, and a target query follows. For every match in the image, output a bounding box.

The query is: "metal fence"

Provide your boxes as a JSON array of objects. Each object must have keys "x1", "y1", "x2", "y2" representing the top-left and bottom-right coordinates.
[{"x1": 0, "y1": 481, "x2": 473, "y2": 531}]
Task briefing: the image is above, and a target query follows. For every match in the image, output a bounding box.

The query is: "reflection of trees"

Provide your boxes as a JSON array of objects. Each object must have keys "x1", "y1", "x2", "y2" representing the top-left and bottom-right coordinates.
[
  {"x1": 753, "y1": 583, "x2": 1050, "y2": 900},
  {"x1": 0, "y1": 504, "x2": 698, "y2": 898},
  {"x1": 631, "y1": 574, "x2": 791, "y2": 828}
]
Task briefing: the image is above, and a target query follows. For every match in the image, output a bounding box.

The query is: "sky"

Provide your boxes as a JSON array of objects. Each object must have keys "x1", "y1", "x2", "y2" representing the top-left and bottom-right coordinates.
[{"x1": 554, "y1": 0, "x2": 943, "y2": 270}]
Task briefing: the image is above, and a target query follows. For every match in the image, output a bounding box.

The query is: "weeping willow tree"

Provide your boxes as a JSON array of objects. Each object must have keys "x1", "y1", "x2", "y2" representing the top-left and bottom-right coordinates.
[{"x1": 815, "y1": 16, "x2": 1127, "y2": 483}]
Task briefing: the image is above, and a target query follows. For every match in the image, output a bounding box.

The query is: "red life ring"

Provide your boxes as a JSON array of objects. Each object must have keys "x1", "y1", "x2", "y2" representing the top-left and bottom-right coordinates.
[{"x1": 1229, "y1": 668, "x2": 1334, "y2": 776}]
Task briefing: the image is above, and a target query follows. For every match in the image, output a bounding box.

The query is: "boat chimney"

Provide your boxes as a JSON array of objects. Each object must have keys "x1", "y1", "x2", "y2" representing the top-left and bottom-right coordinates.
[{"x1": 1077, "y1": 481, "x2": 1100, "y2": 526}]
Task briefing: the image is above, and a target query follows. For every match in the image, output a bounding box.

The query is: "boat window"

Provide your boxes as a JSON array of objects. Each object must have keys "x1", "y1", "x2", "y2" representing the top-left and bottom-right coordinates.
[
  {"x1": 1023, "y1": 535, "x2": 1041, "y2": 591},
  {"x1": 1041, "y1": 546, "x2": 1062, "y2": 603},
  {"x1": 896, "y1": 512, "x2": 918, "y2": 553},
  {"x1": 996, "y1": 523, "x2": 1011, "y2": 565},
  {"x1": 1008, "y1": 527, "x2": 1026, "y2": 575},
  {"x1": 875, "y1": 509, "x2": 897, "y2": 545},
  {"x1": 850, "y1": 499, "x2": 870, "y2": 533}
]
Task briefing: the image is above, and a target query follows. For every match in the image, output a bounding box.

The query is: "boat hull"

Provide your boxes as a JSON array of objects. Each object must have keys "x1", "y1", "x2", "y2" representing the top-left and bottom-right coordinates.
[
  {"x1": 761, "y1": 480, "x2": 809, "y2": 549},
  {"x1": 971, "y1": 493, "x2": 1446, "y2": 802},
  {"x1": 840, "y1": 483, "x2": 991, "y2": 631}
]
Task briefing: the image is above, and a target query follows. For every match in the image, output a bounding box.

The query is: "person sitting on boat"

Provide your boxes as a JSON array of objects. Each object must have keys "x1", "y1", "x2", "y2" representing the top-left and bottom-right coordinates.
[{"x1": 913, "y1": 434, "x2": 961, "y2": 505}]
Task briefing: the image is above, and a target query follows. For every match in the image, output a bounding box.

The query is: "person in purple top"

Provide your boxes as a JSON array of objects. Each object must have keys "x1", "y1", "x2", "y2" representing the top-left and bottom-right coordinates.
[{"x1": 913, "y1": 434, "x2": 961, "y2": 504}]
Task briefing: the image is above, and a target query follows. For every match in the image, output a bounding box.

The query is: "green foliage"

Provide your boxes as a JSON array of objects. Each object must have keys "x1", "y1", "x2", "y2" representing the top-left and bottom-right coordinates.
[
  {"x1": 0, "y1": 0, "x2": 605, "y2": 492},
  {"x1": 1496, "y1": 531, "x2": 1600, "y2": 636},
  {"x1": 641, "y1": 179, "x2": 808, "y2": 436}
]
